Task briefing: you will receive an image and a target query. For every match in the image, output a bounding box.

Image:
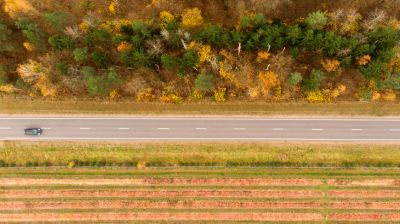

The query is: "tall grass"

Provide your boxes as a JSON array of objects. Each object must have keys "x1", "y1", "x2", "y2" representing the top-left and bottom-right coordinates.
[{"x1": 1, "y1": 142, "x2": 400, "y2": 168}]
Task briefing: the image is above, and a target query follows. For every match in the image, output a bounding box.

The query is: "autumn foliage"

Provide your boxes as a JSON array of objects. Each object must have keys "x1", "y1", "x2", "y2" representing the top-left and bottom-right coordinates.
[{"x1": 0, "y1": 1, "x2": 399, "y2": 103}]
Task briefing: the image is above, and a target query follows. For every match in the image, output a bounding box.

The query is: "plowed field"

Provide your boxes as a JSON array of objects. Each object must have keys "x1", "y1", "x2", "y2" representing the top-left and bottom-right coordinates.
[{"x1": 0, "y1": 168, "x2": 399, "y2": 223}]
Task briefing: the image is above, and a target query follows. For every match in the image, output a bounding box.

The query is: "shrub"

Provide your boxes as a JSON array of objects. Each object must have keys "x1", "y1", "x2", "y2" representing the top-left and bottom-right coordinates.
[
  {"x1": 259, "y1": 71, "x2": 280, "y2": 96},
  {"x1": 305, "y1": 11, "x2": 328, "y2": 30},
  {"x1": 16, "y1": 60, "x2": 44, "y2": 84},
  {"x1": 239, "y1": 13, "x2": 266, "y2": 30},
  {"x1": 73, "y1": 47, "x2": 88, "y2": 62},
  {"x1": 85, "y1": 28, "x2": 112, "y2": 46},
  {"x1": 306, "y1": 90, "x2": 332, "y2": 103},
  {"x1": 43, "y1": 11, "x2": 69, "y2": 30},
  {"x1": 287, "y1": 72, "x2": 303, "y2": 86},
  {"x1": 80, "y1": 0, "x2": 95, "y2": 11},
  {"x1": 303, "y1": 69, "x2": 324, "y2": 92},
  {"x1": 357, "y1": 55, "x2": 371, "y2": 65},
  {"x1": 84, "y1": 67, "x2": 121, "y2": 96},
  {"x1": 0, "y1": 65, "x2": 9, "y2": 85},
  {"x1": 257, "y1": 51, "x2": 271, "y2": 63},
  {"x1": 160, "y1": 54, "x2": 176, "y2": 70},
  {"x1": 321, "y1": 59, "x2": 341, "y2": 72},
  {"x1": 117, "y1": 42, "x2": 133, "y2": 52},
  {"x1": 119, "y1": 50, "x2": 151, "y2": 68},
  {"x1": 91, "y1": 51, "x2": 110, "y2": 67},
  {"x1": 48, "y1": 34, "x2": 74, "y2": 51},
  {"x1": 195, "y1": 72, "x2": 215, "y2": 92},
  {"x1": 55, "y1": 62, "x2": 68, "y2": 75},
  {"x1": 213, "y1": 87, "x2": 226, "y2": 102},
  {"x1": 0, "y1": 22, "x2": 14, "y2": 52},
  {"x1": 181, "y1": 8, "x2": 204, "y2": 29},
  {"x1": 16, "y1": 18, "x2": 45, "y2": 51},
  {"x1": 80, "y1": 66, "x2": 96, "y2": 77}
]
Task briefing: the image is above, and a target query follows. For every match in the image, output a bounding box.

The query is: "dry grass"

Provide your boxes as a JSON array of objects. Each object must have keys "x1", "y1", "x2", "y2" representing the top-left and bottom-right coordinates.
[
  {"x1": 1, "y1": 98, "x2": 400, "y2": 116},
  {"x1": 1, "y1": 141, "x2": 400, "y2": 168}
]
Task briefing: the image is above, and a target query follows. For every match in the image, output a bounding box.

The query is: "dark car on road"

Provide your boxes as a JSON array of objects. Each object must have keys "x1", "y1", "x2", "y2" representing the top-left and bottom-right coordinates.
[{"x1": 24, "y1": 128, "x2": 43, "y2": 136}]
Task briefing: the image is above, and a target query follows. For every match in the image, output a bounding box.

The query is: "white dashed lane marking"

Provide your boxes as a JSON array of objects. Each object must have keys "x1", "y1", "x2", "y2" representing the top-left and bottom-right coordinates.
[
  {"x1": 118, "y1": 128, "x2": 130, "y2": 130},
  {"x1": 0, "y1": 127, "x2": 11, "y2": 130},
  {"x1": 79, "y1": 128, "x2": 91, "y2": 130},
  {"x1": 390, "y1": 129, "x2": 400, "y2": 131},
  {"x1": 195, "y1": 128, "x2": 207, "y2": 130},
  {"x1": 273, "y1": 128, "x2": 284, "y2": 131},
  {"x1": 351, "y1": 129, "x2": 363, "y2": 131},
  {"x1": 234, "y1": 128, "x2": 245, "y2": 130},
  {"x1": 157, "y1": 128, "x2": 170, "y2": 130},
  {"x1": 312, "y1": 129, "x2": 324, "y2": 131}
]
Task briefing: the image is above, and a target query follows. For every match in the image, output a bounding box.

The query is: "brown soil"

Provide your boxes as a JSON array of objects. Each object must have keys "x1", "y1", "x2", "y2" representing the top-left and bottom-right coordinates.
[
  {"x1": 329, "y1": 190, "x2": 400, "y2": 198},
  {"x1": 327, "y1": 179, "x2": 400, "y2": 187},
  {"x1": 329, "y1": 202, "x2": 400, "y2": 210},
  {"x1": 0, "y1": 189, "x2": 322, "y2": 199},
  {"x1": 0, "y1": 201, "x2": 321, "y2": 210},
  {"x1": 329, "y1": 213, "x2": 400, "y2": 221},
  {"x1": 0, "y1": 212, "x2": 323, "y2": 222},
  {"x1": 0, "y1": 178, "x2": 322, "y2": 186}
]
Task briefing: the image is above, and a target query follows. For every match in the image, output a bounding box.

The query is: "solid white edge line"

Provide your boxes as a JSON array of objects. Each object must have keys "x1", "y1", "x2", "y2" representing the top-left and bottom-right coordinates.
[
  {"x1": 2, "y1": 117, "x2": 400, "y2": 121},
  {"x1": 2, "y1": 137, "x2": 400, "y2": 141}
]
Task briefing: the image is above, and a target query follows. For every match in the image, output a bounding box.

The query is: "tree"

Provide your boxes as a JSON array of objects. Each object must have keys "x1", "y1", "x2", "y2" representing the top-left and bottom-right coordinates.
[
  {"x1": 181, "y1": 8, "x2": 204, "y2": 29},
  {"x1": 287, "y1": 72, "x2": 303, "y2": 86},
  {"x1": 302, "y1": 69, "x2": 324, "y2": 92},
  {"x1": 179, "y1": 50, "x2": 199, "y2": 73},
  {"x1": 195, "y1": 24, "x2": 231, "y2": 49},
  {"x1": 305, "y1": 11, "x2": 328, "y2": 30}
]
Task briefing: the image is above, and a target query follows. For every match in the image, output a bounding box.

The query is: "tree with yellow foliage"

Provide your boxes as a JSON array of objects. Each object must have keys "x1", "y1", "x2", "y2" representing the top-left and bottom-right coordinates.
[
  {"x1": 181, "y1": 8, "x2": 204, "y2": 29},
  {"x1": 258, "y1": 71, "x2": 280, "y2": 96},
  {"x1": 160, "y1": 11, "x2": 175, "y2": 29},
  {"x1": 321, "y1": 59, "x2": 340, "y2": 72}
]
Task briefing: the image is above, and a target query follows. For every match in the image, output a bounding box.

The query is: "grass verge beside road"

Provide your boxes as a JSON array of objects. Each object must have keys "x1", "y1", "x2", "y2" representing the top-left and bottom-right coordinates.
[
  {"x1": 1, "y1": 141, "x2": 400, "y2": 168},
  {"x1": 1, "y1": 98, "x2": 400, "y2": 116}
]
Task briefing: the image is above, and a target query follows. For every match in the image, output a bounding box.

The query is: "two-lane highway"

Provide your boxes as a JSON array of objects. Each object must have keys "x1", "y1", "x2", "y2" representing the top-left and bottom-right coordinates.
[{"x1": 0, "y1": 117, "x2": 400, "y2": 141}]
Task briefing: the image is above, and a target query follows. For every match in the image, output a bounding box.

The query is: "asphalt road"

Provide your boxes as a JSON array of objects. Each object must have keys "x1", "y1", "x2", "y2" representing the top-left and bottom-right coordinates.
[{"x1": 0, "y1": 117, "x2": 400, "y2": 141}]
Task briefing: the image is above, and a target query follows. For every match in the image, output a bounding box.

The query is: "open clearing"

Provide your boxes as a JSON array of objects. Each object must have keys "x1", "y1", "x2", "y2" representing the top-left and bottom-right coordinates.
[{"x1": 0, "y1": 168, "x2": 400, "y2": 222}]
